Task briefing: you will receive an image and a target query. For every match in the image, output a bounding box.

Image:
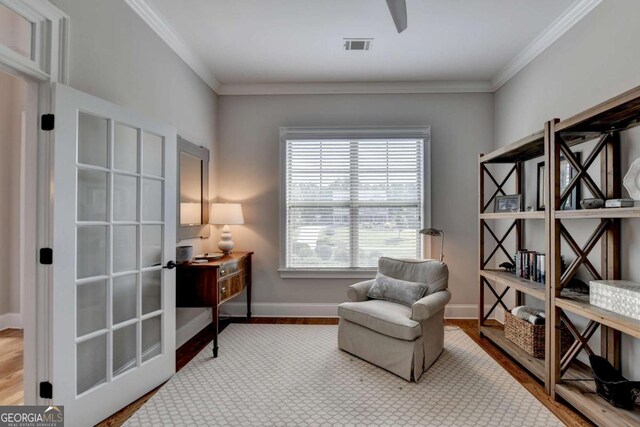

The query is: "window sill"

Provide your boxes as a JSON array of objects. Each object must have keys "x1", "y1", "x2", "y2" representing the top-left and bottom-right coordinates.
[{"x1": 278, "y1": 269, "x2": 376, "y2": 279}]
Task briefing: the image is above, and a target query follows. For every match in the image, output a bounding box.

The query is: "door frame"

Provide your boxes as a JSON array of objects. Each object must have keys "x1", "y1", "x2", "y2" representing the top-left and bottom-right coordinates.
[{"x1": 0, "y1": 0, "x2": 69, "y2": 405}]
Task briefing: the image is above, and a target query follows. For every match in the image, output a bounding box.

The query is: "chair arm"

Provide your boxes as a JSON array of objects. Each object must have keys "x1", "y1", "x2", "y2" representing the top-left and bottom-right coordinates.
[
  {"x1": 411, "y1": 290, "x2": 451, "y2": 321},
  {"x1": 347, "y1": 279, "x2": 375, "y2": 302}
]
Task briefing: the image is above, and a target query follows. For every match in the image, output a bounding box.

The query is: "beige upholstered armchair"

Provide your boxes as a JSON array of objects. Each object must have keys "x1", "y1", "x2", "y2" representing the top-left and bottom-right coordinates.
[{"x1": 337, "y1": 257, "x2": 451, "y2": 382}]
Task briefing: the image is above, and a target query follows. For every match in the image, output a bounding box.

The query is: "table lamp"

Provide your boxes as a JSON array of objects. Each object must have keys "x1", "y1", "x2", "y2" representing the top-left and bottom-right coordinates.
[
  {"x1": 210, "y1": 203, "x2": 244, "y2": 254},
  {"x1": 419, "y1": 228, "x2": 445, "y2": 262}
]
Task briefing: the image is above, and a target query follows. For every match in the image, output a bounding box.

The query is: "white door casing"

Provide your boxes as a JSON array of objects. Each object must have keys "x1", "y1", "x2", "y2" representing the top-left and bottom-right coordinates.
[{"x1": 50, "y1": 83, "x2": 176, "y2": 426}]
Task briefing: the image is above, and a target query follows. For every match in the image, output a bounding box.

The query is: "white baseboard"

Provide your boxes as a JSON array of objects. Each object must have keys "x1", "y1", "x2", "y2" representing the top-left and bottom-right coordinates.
[
  {"x1": 220, "y1": 302, "x2": 496, "y2": 320},
  {"x1": 445, "y1": 304, "x2": 496, "y2": 320},
  {"x1": 221, "y1": 302, "x2": 339, "y2": 318},
  {"x1": 176, "y1": 309, "x2": 211, "y2": 348},
  {"x1": 0, "y1": 312, "x2": 22, "y2": 330}
]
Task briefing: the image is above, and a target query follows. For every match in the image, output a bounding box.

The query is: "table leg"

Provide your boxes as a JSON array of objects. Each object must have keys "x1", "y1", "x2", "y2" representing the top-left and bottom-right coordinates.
[
  {"x1": 213, "y1": 305, "x2": 219, "y2": 358},
  {"x1": 247, "y1": 279, "x2": 252, "y2": 320}
]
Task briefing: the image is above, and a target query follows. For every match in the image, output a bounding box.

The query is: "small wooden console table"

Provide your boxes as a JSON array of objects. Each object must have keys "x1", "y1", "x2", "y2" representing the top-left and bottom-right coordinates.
[{"x1": 176, "y1": 251, "x2": 253, "y2": 358}]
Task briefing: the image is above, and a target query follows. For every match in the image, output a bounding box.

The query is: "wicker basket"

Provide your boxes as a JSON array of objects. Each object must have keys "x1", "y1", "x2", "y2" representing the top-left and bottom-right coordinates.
[{"x1": 504, "y1": 312, "x2": 573, "y2": 358}]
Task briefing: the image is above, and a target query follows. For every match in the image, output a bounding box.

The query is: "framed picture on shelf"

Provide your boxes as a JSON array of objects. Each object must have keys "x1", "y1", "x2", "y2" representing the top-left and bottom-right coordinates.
[
  {"x1": 494, "y1": 194, "x2": 522, "y2": 213},
  {"x1": 537, "y1": 152, "x2": 582, "y2": 210}
]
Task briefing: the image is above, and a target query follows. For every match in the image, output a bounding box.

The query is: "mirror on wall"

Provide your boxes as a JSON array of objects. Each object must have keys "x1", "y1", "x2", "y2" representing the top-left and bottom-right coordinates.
[{"x1": 177, "y1": 136, "x2": 210, "y2": 240}]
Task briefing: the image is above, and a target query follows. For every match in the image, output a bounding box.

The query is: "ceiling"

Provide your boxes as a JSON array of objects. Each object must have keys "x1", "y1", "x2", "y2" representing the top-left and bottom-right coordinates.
[{"x1": 139, "y1": 0, "x2": 598, "y2": 94}]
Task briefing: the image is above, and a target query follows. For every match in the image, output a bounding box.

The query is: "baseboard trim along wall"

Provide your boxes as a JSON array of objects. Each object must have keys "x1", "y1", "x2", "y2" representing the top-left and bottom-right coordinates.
[
  {"x1": 0, "y1": 312, "x2": 22, "y2": 330},
  {"x1": 219, "y1": 302, "x2": 497, "y2": 320},
  {"x1": 176, "y1": 309, "x2": 212, "y2": 348}
]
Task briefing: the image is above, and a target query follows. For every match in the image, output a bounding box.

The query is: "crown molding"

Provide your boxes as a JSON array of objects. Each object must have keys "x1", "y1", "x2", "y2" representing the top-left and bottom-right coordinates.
[
  {"x1": 218, "y1": 80, "x2": 493, "y2": 96},
  {"x1": 491, "y1": 0, "x2": 602, "y2": 91},
  {"x1": 124, "y1": 0, "x2": 221, "y2": 92}
]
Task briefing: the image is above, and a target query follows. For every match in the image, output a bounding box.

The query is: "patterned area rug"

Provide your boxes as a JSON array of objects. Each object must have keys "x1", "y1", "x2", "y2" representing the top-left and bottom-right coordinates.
[{"x1": 126, "y1": 325, "x2": 561, "y2": 426}]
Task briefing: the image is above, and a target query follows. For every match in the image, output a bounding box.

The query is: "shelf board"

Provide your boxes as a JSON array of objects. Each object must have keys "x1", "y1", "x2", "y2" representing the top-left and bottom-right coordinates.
[
  {"x1": 555, "y1": 293, "x2": 640, "y2": 339},
  {"x1": 479, "y1": 324, "x2": 546, "y2": 382},
  {"x1": 556, "y1": 84, "x2": 640, "y2": 136},
  {"x1": 480, "y1": 211, "x2": 545, "y2": 220},
  {"x1": 555, "y1": 207, "x2": 640, "y2": 219},
  {"x1": 557, "y1": 362, "x2": 640, "y2": 427},
  {"x1": 480, "y1": 270, "x2": 546, "y2": 300},
  {"x1": 480, "y1": 130, "x2": 545, "y2": 164}
]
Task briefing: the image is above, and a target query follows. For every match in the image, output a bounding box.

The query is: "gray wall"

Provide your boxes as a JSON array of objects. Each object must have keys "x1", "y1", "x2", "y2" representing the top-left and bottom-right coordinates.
[
  {"x1": 50, "y1": 0, "x2": 219, "y2": 335},
  {"x1": 0, "y1": 71, "x2": 25, "y2": 319},
  {"x1": 218, "y1": 93, "x2": 493, "y2": 314},
  {"x1": 494, "y1": 0, "x2": 640, "y2": 377}
]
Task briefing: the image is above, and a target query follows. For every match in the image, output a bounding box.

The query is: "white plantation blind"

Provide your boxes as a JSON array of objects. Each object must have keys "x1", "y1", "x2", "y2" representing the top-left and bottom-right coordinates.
[{"x1": 284, "y1": 137, "x2": 425, "y2": 270}]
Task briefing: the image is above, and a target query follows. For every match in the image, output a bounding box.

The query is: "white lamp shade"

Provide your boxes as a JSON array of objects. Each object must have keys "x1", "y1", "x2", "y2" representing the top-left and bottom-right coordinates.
[
  {"x1": 180, "y1": 202, "x2": 202, "y2": 225},
  {"x1": 210, "y1": 203, "x2": 244, "y2": 225}
]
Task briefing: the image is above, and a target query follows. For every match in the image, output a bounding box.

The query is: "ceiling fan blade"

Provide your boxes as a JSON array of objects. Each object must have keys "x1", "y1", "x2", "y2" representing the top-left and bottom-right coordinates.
[{"x1": 386, "y1": 0, "x2": 407, "y2": 33}]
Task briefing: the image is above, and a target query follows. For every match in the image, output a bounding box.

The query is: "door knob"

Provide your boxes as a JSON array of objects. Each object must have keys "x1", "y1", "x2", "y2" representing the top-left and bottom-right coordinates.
[{"x1": 163, "y1": 260, "x2": 177, "y2": 269}]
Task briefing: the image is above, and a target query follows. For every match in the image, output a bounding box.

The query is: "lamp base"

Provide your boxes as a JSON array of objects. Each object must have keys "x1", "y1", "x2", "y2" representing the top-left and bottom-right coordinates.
[{"x1": 217, "y1": 224, "x2": 234, "y2": 254}]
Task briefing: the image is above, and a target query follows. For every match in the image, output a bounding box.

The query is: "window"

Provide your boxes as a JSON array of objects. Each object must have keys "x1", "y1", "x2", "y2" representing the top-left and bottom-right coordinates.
[{"x1": 280, "y1": 127, "x2": 430, "y2": 277}]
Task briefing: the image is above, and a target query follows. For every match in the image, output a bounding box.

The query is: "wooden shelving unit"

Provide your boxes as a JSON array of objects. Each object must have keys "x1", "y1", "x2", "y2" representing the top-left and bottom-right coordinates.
[
  {"x1": 479, "y1": 84, "x2": 640, "y2": 426},
  {"x1": 548, "y1": 85, "x2": 640, "y2": 426},
  {"x1": 478, "y1": 129, "x2": 550, "y2": 390}
]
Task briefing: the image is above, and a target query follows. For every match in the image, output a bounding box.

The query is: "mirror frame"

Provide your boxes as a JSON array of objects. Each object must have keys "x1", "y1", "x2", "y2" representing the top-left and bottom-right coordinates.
[{"x1": 177, "y1": 136, "x2": 210, "y2": 240}]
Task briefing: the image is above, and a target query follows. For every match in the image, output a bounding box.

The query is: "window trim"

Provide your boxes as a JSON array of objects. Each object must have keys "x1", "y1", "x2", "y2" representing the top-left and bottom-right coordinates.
[{"x1": 279, "y1": 126, "x2": 431, "y2": 278}]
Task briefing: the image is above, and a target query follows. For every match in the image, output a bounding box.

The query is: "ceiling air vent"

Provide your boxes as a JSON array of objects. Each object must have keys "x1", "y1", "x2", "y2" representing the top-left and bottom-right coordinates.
[{"x1": 344, "y1": 38, "x2": 372, "y2": 51}]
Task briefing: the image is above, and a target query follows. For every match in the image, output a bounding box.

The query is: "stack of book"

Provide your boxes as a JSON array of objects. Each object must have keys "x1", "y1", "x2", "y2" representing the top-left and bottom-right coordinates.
[{"x1": 514, "y1": 251, "x2": 545, "y2": 283}]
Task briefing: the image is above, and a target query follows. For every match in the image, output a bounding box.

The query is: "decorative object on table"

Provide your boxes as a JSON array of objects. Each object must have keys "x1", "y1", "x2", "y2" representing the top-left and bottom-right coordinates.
[
  {"x1": 589, "y1": 355, "x2": 640, "y2": 410},
  {"x1": 580, "y1": 198, "x2": 604, "y2": 209},
  {"x1": 499, "y1": 261, "x2": 515, "y2": 273},
  {"x1": 514, "y1": 250, "x2": 545, "y2": 283},
  {"x1": 623, "y1": 157, "x2": 640, "y2": 200},
  {"x1": 605, "y1": 198, "x2": 635, "y2": 208},
  {"x1": 589, "y1": 280, "x2": 640, "y2": 321},
  {"x1": 176, "y1": 245, "x2": 194, "y2": 264},
  {"x1": 210, "y1": 203, "x2": 244, "y2": 254},
  {"x1": 564, "y1": 277, "x2": 589, "y2": 295},
  {"x1": 537, "y1": 153, "x2": 581, "y2": 210},
  {"x1": 504, "y1": 310, "x2": 573, "y2": 359},
  {"x1": 494, "y1": 194, "x2": 522, "y2": 213},
  {"x1": 194, "y1": 252, "x2": 225, "y2": 261},
  {"x1": 419, "y1": 228, "x2": 445, "y2": 261}
]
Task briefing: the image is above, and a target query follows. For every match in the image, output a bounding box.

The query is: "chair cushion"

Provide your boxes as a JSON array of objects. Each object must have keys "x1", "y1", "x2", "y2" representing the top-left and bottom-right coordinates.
[
  {"x1": 367, "y1": 272, "x2": 428, "y2": 306},
  {"x1": 378, "y1": 257, "x2": 449, "y2": 295},
  {"x1": 338, "y1": 300, "x2": 421, "y2": 341}
]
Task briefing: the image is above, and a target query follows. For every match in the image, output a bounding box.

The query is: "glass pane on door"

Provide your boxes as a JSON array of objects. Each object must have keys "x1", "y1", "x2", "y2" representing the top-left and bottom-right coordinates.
[
  {"x1": 113, "y1": 324, "x2": 138, "y2": 377},
  {"x1": 141, "y1": 316, "x2": 162, "y2": 362},
  {"x1": 78, "y1": 113, "x2": 108, "y2": 167},
  {"x1": 114, "y1": 123, "x2": 138, "y2": 172},
  {"x1": 76, "y1": 280, "x2": 107, "y2": 337},
  {"x1": 77, "y1": 335, "x2": 107, "y2": 395},
  {"x1": 113, "y1": 274, "x2": 138, "y2": 324}
]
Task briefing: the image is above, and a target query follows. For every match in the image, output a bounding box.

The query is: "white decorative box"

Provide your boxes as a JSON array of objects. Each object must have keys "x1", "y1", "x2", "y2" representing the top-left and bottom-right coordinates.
[{"x1": 590, "y1": 280, "x2": 640, "y2": 320}]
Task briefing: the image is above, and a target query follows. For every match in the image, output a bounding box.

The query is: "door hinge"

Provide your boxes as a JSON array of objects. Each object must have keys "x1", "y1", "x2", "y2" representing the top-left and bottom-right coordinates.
[
  {"x1": 39, "y1": 381, "x2": 53, "y2": 399},
  {"x1": 41, "y1": 114, "x2": 55, "y2": 131},
  {"x1": 39, "y1": 248, "x2": 53, "y2": 265}
]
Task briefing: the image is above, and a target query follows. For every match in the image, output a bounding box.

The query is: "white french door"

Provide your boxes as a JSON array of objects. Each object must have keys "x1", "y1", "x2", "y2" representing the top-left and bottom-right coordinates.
[{"x1": 49, "y1": 83, "x2": 176, "y2": 426}]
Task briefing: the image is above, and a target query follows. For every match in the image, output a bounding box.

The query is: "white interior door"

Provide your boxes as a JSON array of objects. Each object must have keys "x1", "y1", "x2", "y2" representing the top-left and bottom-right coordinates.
[{"x1": 49, "y1": 83, "x2": 177, "y2": 426}]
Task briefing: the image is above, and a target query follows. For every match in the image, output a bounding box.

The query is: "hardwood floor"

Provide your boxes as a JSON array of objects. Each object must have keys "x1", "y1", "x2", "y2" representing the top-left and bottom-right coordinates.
[
  {"x1": 96, "y1": 318, "x2": 589, "y2": 426},
  {"x1": 0, "y1": 328, "x2": 24, "y2": 406}
]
